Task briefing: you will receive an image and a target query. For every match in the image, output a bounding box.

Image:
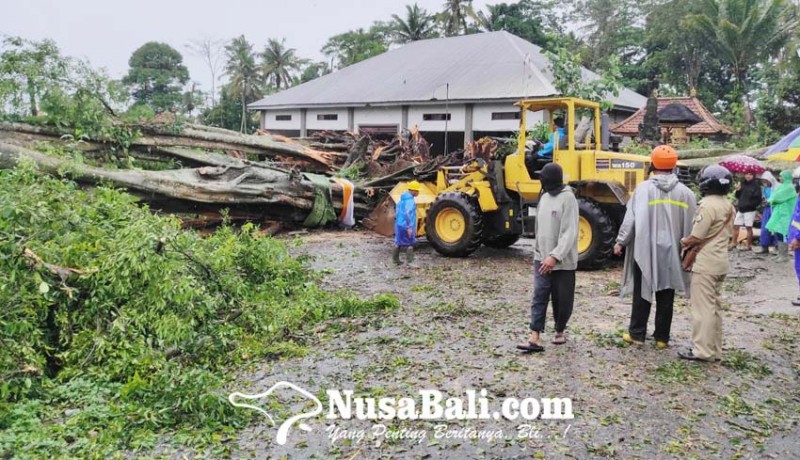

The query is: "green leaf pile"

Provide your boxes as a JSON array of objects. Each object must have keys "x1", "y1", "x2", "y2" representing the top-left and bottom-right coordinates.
[{"x1": 0, "y1": 164, "x2": 397, "y2": 458}]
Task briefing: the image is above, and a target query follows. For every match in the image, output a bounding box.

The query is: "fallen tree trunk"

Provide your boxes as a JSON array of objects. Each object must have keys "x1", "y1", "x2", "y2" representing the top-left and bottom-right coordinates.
[
  {"x1": 0, "y1": 122, "x2": 346, "y2": 172},
  {"x1": 677, "y1": 147, "x2": 767, "y2": 160},
  {"x1": 0, "y1": 142, "x2": 370, "y2": 224}
]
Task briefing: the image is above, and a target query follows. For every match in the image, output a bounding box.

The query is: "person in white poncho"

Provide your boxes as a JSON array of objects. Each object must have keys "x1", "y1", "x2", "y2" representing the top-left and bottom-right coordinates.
[{"x1": 613, "y1": 145, "x2": 697, "y2": 349}]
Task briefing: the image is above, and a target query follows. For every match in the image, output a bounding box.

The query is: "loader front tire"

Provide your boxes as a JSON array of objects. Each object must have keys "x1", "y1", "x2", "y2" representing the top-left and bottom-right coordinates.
[
  {"x1": 576, "y1": 197, "x2": 616, "y2": 270},
  {"x1": 426, "y1": 192, "x2": 483, "y2": 257}
]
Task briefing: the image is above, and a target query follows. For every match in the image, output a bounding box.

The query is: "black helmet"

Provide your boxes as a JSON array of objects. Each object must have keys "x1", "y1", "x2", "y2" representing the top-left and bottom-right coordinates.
[{"x1": 698, "y1": 165, "x2": 732, "y2": 196}]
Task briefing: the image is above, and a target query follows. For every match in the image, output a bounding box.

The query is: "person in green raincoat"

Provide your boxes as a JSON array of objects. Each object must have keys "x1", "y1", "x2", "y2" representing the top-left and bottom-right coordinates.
[{"x1": 766, "y1": 169, "x2": 798, "y2": 261}]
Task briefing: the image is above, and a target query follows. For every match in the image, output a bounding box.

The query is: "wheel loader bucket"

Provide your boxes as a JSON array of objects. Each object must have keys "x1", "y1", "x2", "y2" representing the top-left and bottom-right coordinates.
[
  {"x1": 362, "y1": 182, "x2": 436, "y2": 237},
  {"x1": 388, "y1": 181, "x2": 437, "y2": 205},
  {"x1": 362, "y1": 195, "x2": 396, "y2": 237}
]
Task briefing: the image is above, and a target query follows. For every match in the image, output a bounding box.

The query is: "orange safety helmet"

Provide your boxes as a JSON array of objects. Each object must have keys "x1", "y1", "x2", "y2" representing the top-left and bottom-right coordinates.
[{"x1": 651, "y1": 145, "x2": 678, "y2": 170}]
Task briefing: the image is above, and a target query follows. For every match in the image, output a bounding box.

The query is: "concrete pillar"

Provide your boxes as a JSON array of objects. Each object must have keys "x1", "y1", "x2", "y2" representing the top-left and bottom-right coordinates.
[
  {"x1": 347, "y1": 107, "x2": 355, "y2": 132},
  {"x1": 464, "y1": 103, "x2": 474, "y2": 145},
  {"x1": 300, "y1": 108, "x2": 307, "y2": 137},
  {"x1": 401, "y1": 105, "x2": 409, "y2": 130}
]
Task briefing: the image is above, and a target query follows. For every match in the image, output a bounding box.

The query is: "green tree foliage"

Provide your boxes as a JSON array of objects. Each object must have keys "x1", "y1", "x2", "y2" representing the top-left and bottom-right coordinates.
[
  {"x1": 687, "y1": 0, "x2": 799, "y2": 125},
  {"x1": 260, "y1": 38, "x2": 305, "y2": 90},
  {"x1": 546, "y1": 45, "x2": 622, "y2": 110},
  {"x1": 299, "y1": 61, "x2": 331, "y2": 83},
  {"x1": 572, "y1": 0, "x2": 647, "y2": 92},
  {"x1": 200, "y1": 84, "x2": 258, "y2": 132},
  {"x1": 0, "y1": 37, "x2": 134, "y2": 144},
  {"x1": 475, "y1": 0, "x2": 566, "y2": 49},
  {"x1": 0, "y1": 165, "x2": 397, "y2": 457},
  {"x1": 390, "y1": 3, "x2": 439, "y2": 43},
  {"x1": 223, "y1": 36, "x2": 262, "y2": 133},
  {"x1": 322, "y1": 24, "x2": 391, "y2": 69},
  {"x1": 757, "y1": 54, "x2": 800, "y2": 136},
  {"x1": 643, "y1": 0, "x2": 734, "y2": 103},
  {"x1": 439, "y1": 0, "x2": 478, "y2": 36},
  {"x1": 0, "y1": 36, "x2": 66, "y2": 117},
  {"x1": 122, "y1": 42, "x2": 190, "y2": 111}
]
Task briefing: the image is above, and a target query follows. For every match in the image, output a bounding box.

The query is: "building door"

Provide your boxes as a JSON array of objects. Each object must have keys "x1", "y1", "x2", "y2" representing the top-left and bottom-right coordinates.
[{"x1": 358, "y1": 124, "x2": 399, "y2": 140}]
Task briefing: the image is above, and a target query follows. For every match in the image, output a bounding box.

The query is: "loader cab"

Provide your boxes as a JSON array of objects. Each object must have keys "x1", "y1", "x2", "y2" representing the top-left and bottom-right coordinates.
[{"x1": 505, "y1": 98, "x2": 606, "y2": 203}]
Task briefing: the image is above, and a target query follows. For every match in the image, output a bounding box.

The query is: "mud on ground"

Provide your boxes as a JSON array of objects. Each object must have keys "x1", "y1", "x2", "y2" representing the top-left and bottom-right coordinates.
[{"x1": 231, "y1": 230, "x2": 800, "y2": 459}]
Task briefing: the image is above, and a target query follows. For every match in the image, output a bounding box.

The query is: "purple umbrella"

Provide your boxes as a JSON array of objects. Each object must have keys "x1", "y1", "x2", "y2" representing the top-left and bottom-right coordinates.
[{"x1": 718, "y1": 154, "x2": 766, "y2": 175}]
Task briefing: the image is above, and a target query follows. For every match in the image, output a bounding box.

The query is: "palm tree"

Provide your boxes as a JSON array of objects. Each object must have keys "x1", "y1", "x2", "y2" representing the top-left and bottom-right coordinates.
[
  {"x1": 439, "y1": 0, "x2": 477, "y2": 36},
  {"x1": 688, "y1": 0, "x2": 799, "y2": 125},
  {"x1": 390, "y1": 4, "x2": 438, "y2": 43},
  {"x1": 260, "y1": 38, "x2": 304, "y2": 91},
  {"x1": 224, "y1": 35, "x2": 262, "y2": 132}
]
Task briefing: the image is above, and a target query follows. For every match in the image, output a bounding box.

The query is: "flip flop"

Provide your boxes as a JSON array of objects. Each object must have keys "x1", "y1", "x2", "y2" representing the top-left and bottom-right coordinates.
[
  {"x1": 552, "y1": 334, "x2": 566, "y2": 345},
  {"x1": 516, "y1": 341, "x2": 544, "y2": 352}
]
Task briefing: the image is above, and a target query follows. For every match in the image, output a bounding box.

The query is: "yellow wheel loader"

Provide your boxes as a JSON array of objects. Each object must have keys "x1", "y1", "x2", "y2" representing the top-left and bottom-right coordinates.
[{"x1": 390, "y1": 97, "x2": 653, "y2": 269}]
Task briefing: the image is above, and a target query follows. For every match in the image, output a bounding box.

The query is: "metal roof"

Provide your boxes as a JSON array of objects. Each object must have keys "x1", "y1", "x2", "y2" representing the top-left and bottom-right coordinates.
[{"x1": 248, "y1": 31, "x2": 647, "y2": 111}]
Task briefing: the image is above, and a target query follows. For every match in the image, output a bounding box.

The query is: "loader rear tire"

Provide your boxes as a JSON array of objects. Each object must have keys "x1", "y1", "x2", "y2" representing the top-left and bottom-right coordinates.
[
  {"x1": 577, "y1": 197, "x2": 616, "y2": 270},
  {"x1": 425, "y1": 192, "x2": 483, "y2": 257}
]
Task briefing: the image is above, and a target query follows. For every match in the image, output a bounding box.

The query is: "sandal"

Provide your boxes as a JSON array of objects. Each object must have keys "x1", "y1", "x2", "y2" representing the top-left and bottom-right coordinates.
[
  {"x1": 516, "y1": 341, "x2": 544, "y2": 352},
  {"x1": 552, "y1": 333, "x2": 566, "y2": 345}
]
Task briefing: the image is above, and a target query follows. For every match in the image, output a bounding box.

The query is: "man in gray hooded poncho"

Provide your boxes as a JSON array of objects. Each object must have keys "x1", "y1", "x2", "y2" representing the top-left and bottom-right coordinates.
[
  {"x1": 517, "y1": 163, "x2": 579, "y2": 352},
  {"x1": 613, "y1": 145, "x2": 697, "y2": 348}
]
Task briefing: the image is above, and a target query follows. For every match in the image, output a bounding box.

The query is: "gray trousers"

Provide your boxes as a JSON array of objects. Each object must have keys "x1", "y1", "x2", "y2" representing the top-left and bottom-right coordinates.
[{"x1": 530, "y1": 261, "x2": 576, "y2": 333}]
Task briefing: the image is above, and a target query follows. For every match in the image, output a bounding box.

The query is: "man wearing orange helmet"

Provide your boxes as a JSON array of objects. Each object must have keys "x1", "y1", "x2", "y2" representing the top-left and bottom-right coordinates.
[{"x1": 614, "y1": 145, "x2": 697, "y2": 348}]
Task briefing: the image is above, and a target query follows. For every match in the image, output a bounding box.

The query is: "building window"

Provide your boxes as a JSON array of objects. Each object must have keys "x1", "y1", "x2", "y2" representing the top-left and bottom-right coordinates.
[
  {"x1": 423, "y1": 113, "x2": 451, "y2": 121},
  {"x1": 317, "y1": 114, "x2": 338, "y2": 121},
  {"x1": 491, "y1": 111, "x2": 520, "y2": 120},
  {"x1": 275, "y1": 114, "x2": 292, "y2": 121}
]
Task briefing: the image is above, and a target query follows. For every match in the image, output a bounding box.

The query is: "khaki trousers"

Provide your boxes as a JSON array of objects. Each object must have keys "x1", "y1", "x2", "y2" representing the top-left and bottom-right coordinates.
[{"x1": 690, "y1": 273, "x2": 726, "y2": 360}]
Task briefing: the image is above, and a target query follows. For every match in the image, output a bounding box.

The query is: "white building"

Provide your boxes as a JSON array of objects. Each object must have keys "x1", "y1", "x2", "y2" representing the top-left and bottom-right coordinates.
[{"x1": 249, "y1": 32, "x2": 646, "y2": 153}]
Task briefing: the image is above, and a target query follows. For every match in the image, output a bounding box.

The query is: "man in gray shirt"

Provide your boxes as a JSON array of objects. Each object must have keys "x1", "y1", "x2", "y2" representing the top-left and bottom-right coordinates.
[{"x1": 517, "y1": 163, "x2": 579, "y2": 352}]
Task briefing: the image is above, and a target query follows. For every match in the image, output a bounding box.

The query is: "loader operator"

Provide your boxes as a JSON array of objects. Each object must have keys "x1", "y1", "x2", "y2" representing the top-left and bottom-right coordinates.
[
  {"x1": 537, "y1": 117, "x2": 566, "y2": 159},
  {"x1": 525, "y1": 116, "x2": 566, "y2": 177}
]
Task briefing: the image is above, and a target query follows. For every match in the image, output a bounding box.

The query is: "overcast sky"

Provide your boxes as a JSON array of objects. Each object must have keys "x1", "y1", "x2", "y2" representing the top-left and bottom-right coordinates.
[{"x1": 1, "y1": 0, "x2": 497, "y2": 94}]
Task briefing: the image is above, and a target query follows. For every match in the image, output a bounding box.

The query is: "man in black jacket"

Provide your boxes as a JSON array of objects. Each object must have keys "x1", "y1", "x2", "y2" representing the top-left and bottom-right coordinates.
[{"x1": 731, "y1": 172, "x2": 762, "y2": 251}]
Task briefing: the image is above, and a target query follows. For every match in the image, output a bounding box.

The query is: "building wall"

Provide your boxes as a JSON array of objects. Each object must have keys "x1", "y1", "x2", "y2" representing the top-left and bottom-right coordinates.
[
  {"x1": 258, "y1": 104, "x2": 637, "y2": 148},
  {"x1": 261, "y1": 109, "x2": 302, "y2": 131},
  {"x1": 472, "y1": 103, "x2": 544, "y2": 132},
  {"x1": 408, "y1": 104, "x2": 466, "y2": 132},
  {"x1": 354, "y1": 107, "x2": 402, "y2": 131},
  {"x1": 306, "y1": 108, "x2": 349, "y2": 131}
]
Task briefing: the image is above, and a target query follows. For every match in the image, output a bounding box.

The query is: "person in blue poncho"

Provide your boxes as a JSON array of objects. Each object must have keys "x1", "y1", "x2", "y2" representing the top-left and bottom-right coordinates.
[
  {"x1": 538, "y1": 117, "x2": 566, "y2": 158},
  {"x1": 787, "y1": 168, "x2": 800, "y2": 305},
  {"x1": 394, "y1": 181, "x2": 420, "y2": 265}
]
